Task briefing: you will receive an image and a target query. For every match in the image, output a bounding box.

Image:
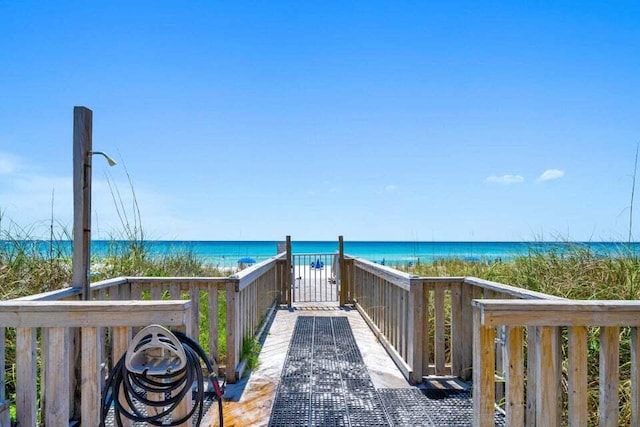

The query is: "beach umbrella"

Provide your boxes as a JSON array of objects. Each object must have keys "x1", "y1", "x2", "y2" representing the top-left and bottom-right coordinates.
[
  {"x1": 238, "y1": 257, "x2": 256, "y2": 265},
  {"x1": 310, "y1": 259, "x2": 324, "y2": 269}
]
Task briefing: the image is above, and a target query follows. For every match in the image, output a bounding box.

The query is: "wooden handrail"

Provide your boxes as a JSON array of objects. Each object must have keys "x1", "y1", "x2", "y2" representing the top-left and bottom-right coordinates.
[
  {"x1": 353, "y1": 258, "x2": 414, "y2": 291},
  {"x1": 231, "y1": 255, "x2": 280, "y2": 291},
  {"x1": 87, "y1": 277, "x2": 130, "y2": 291},
  {"x1": 0, "y1": 300, "x2": 192, "y2": 327},
  {"x1": 12, "y1": 286, "x2": 82, "y2": 301},
  {"x1": 464, "y1": 277, "x2": 565, "y2": 300},
  {"x1": 125, "y1": 276, "x2": 228, "y2": 283},
  {"x1": 474, "y1": 299, "x2": 640, "y2": 326}
]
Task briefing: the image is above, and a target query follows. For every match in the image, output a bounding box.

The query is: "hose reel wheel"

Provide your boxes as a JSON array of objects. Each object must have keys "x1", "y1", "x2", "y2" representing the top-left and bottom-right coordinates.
[
  {"x1": 125, "y1": 325, "x2": 188, "y2": 375},
  {"x1": 101, "y1": 325, "x2": 225, "y2": 427}
]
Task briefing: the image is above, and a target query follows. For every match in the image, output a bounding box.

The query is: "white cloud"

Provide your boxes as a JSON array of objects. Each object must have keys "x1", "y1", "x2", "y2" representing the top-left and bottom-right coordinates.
[
  {"x1": 537, "y1": 169, "x2": 565, "y2": 182},
  {"x1": 0, "y1": 152, "x2": 21, "y2": 175},
  {"x1": 484, "y1": 174, "x2": 524, "y2": 184},
  {"x1": 385, "y1": 184, "x2": 398, "y2": 192}
]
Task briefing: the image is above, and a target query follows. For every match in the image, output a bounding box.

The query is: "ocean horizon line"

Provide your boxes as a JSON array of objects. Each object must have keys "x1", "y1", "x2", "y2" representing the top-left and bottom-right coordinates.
[
  {"x1": 3, "y1": 239, "x2": 639, "y2": 269},
  {"x1": 4, "y1": 238, "x2": 639, "y2": 244}
]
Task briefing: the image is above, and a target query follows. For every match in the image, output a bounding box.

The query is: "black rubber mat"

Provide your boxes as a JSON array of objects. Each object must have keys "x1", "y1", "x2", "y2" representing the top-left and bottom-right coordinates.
[
  {"x1": 269, "y1": 316, "x2": 392, "y2": 426},
  {"x1": 378, "y1": 389, "x2": 505, "y2": 426},
  {"x1": 269, "y1": 315, "x2": 502, "y2": 426}
]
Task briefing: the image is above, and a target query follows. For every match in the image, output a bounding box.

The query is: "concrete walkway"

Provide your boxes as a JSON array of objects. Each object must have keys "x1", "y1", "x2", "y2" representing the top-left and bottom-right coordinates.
[{"x1": 203, "y1": 304, "x2": 411, "y2": 426}]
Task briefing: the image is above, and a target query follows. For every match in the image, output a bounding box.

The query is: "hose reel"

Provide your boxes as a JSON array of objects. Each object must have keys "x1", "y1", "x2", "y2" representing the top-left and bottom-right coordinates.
[
  {"x1": 125, "y1": 325, "x2": 188, "y2": 376},
  {"x1": 100, "y1": 325, "x2": 225, "y2": 426}
]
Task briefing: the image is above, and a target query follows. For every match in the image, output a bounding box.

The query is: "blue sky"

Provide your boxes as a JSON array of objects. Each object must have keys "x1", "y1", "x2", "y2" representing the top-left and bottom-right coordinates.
[{"x1": 1, "y1": 1, "x2": 639, "y2": 241}]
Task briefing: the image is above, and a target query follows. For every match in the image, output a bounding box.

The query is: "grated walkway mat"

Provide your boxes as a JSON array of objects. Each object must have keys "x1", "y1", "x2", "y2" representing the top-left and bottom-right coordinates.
[
  {"x1": 378, "y1": 389, "x2": 505, "y2": 426},
  {"x1": 270, "y1": 316, "x2": 391, "y2": 427},
  {"x1": 102, "y1": 391, "x2": 216, "y2": 426},
  {"x1": 270, "y1": 316, "x2": 505, "y2": 426}
]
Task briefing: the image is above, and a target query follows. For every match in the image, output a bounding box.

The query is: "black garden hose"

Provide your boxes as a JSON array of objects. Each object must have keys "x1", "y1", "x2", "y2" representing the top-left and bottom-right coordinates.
[{"x1": 100, "y1": 330, "x2": 225, "y2": 426}]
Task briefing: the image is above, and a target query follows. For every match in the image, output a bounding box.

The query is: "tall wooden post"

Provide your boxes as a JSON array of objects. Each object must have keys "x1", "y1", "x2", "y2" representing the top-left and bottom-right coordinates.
[
  {"x1": 473, "y1": 306, "x2": 496, "y2": 427},
  {"x1": 70, "y1": 107, "x2": 93, "y2": 422},
  {"x1": 285, "y1": 236, "x2": 292, "y2": 308},
  {"x1": 339, "y1": 236, "x2": 346, "y2": 306},
  {"x1": 225, "y1": 279, "x2": 240, "y2": 383},
  {"x1": 72, "y1": 106, "x2": 92, "y2": 300},
  {"x1": 407, "y1": 277, "x2": 424, "y2": 383}
]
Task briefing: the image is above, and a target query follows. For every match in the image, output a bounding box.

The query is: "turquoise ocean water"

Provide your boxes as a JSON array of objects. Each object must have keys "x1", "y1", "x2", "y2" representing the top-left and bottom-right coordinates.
[{"x1": 7, "y1": 240, "x2": 640, "y2": 270}]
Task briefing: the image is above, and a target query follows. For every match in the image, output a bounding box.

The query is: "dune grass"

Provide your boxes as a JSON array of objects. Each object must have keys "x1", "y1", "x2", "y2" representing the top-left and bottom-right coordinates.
[{"x1": 410, "y1": 244, "x2": 640, "y2": 299}]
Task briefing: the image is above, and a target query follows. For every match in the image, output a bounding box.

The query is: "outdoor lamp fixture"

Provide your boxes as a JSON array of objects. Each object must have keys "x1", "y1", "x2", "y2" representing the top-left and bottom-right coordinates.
[
  {"x1": 89, "y1": 151, "x2": 117, "y2": 167},
  {"x1": 72, "y1": 106, "x2": 117, "y2": 300}
]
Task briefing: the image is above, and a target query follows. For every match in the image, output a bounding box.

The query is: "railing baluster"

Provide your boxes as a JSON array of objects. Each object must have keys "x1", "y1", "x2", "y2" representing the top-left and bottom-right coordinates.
[
  {"x1": 113, "y1": 326, "x2": 133, "y2": 427},
  {"x1": 451, "y1": 281, "x2": 463, "y2": 377},
  {"x1": 535, "y1": 326, "x2": 561, "y2": 426},
  {"x1": 600, "y1": 326, "x2": 620, "y2": 427},
  {"x1": 434, "y1": 286, "x2": 446, "y2": 375},
  {"x1": 16, "y1": 327, "x2": 37, "y2": 427},
  {"x1": 402, "y1": 290, "x2": 408, "y2": 360},
  {"x1": 151, "y1": 282, "x2": 162, "y2": 300},
  {"x1": 226, "y1": 279, "x2": 239, "y2": 383},
  {"x1": 170, "y1": 282, "x2": 180, "y2": 300},
  {"x1": 422, "y1": 282, "x2": 431, "y2": 375},
  {"x1": 0, "y1": 326, "x2": 7, "y2": 427},
  {"x1": 0, "y1": 327, "x2": 4, "y2": 403},
  {"x1": 526, "y1": 326, "x2": 538, "y2": 426},
  {"x1": 632, "y1": 327, "x2": 640, "y2": 426},
  {"x1": 392, "y1": 283, "x2": 397, "y2": 352},
  {"x1": 209, "y1": 282, "x2": 219, "y2": 362},
  {"x1": 382, "y1": 277, "x2": 388, "y2": 340},
  {"x1": 189, "y1": 283, "x2": 200, "y2": 340},
  {"x1": 568, "y1": 325, "x2": 588, "y2": 426},
  {"x1": 389, "y1": 279, "x2": 394, "y2": 341},
  {"x1": 81, "y1": 326, "x2": 101, "y2": 425},
  {"x1": 130, "y1": 280, "x2": 142, "y2": 300},
  {"x1": 408, "y1": 278, "x2": 424, "y2": 383},
  {"x1": 505, "y1": 326, "x2": 524, "y2": 425},
  {"x1": 46, "y1": 327, "x2": 69, "y2": 424}
]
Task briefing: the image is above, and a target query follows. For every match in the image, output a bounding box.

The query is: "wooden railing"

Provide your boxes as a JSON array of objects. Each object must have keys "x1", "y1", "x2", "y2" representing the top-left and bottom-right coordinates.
[
  {"x1": 226, "y1": 254, "x2": 287, "y2": 381},
  {"x1": 1, "y1": 253, "x2": 286, "y2": 425},
  {"x1": 9, "y1": 246, "x2": 637, "y2": 426},
  {"x1": 329, "y1": 255, "x2": 640, "y2": 425},
  {"x1": 0, "y1": 300, "x2": 191, "y2": 427},
  {"x1": 349, "y1": 258, "x2": 423, "y2": 382},
  {"x1": 348, "y1": 258, "x2": 564, "y2": 386},
  {"x1": 473, "y1": 299, "x2": 640, "y2": 427}
]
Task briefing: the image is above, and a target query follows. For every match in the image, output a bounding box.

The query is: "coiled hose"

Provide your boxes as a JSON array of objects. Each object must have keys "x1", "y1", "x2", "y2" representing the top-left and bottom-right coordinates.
[{"x1": 100, "y1": 330, "x2": 225, "y2": 426}]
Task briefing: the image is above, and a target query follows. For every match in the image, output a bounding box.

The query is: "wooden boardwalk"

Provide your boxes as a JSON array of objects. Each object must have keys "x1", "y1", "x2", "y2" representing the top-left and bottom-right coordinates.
[
  {"x1": 5, "y1": 244, "x2": 640, "y2": 425},
  {"x1": 203, "y1": 304, "x2": 480, "y2": 427}
]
